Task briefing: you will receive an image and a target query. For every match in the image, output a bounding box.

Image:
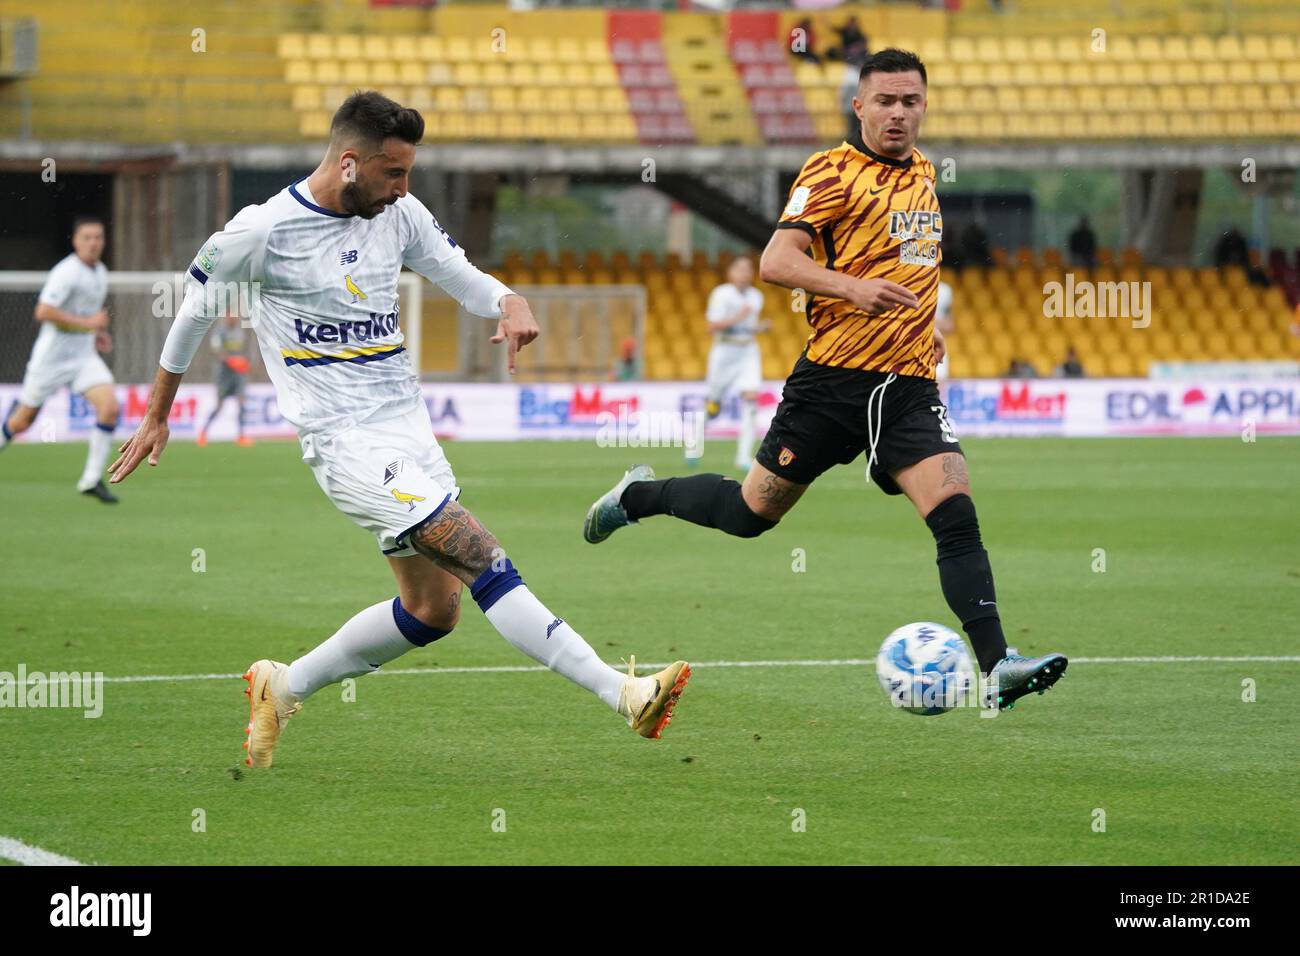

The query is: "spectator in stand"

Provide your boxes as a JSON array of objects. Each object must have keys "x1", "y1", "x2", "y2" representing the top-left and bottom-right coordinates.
[
  {"x1": 1214, "y1": 227, "x2": 1249, "y2": 269},
  {"x1": 961, "y1": 221, "x2": 992, "y2": 268},
  {"x1": 1214, "y1": 226, "x2": 1271, "y2": 287},
  {"x1": 789, "y1": 18, "x2": 820, "y2": 65},
  {"x1": 1053, "y1": 346, "x2": 1085, "y2": 378},
  {"x1": 831, "y1": 15, "x2": 869, "y2": 67},
  {"x1": 1006, "y1": 357, "x2": 1039, "y2": 378},
  {"x1": 1067, "y1": 216, "x2": 1097, "y2": 268}
]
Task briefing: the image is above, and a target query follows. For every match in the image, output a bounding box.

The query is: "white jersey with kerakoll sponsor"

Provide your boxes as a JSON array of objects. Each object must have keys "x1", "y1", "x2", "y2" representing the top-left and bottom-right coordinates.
[
  {"x1": 706, "y1": 282, "x2": 764, "y2": 345},
  {"x1": 704, "y1": 281, "x2": 763, "y2": 401},
  {"x1": 165, "y1": 177, "x2": 512, "y2": 435},
  {"x1": 19, "y1": 253, "x2": 113, "y2": 407},
  {"x1": 160, "y1": 178, "x2": 514, "y2": 555}
]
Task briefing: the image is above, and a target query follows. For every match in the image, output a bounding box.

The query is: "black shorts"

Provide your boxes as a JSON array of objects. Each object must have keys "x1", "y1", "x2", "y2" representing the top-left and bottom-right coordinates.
[{"x1": 755, "y1": 353, "x2": 962, "y2": 494}]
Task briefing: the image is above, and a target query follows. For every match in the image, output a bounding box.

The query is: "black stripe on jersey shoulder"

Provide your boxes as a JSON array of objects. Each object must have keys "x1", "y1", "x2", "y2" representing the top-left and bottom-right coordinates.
[{"x1": 776, "y1": 221, "x2": 818, "y2": 241}]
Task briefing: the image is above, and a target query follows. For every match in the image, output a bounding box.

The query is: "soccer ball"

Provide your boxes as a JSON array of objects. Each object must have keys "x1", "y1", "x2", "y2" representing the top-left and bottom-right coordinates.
[{"x1": 875, "y1": 622, "x2": 975, "y2": 716}]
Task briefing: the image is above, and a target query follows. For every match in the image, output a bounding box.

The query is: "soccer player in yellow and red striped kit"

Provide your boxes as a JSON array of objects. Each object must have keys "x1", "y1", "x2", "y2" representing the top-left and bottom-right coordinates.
[{"x1": 585, "y1": 49, "x2": 1067, "y2": 711}]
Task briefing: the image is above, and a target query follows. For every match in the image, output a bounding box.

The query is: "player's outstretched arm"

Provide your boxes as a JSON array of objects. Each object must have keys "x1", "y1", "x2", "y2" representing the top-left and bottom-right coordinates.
[
  {"x1": 107, "y1": 366, "x2": 180, "y2": 484},
  {"x1": 759, "y1": 228, "x2": 918, "y2": 316}
]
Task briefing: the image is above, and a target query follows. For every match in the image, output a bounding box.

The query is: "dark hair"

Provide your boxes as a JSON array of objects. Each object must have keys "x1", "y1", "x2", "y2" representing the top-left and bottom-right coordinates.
[
  {"x1": 71, "y1": 215, "x2": 104, "y2": 235},
  {"x1": 859, "y1": 48, "x2": 927, "y2": 86},
  {"x1": 330, "y1": 90, "x2": 424, "y2": 149}
]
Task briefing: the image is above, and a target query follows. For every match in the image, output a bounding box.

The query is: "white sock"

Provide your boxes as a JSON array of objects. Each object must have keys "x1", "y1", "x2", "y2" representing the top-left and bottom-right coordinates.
[
  {"x1": 736, "y1": 399, "x2": 756, "y2": 466},
  {"x1": 286, "y1": 600, "x2": 417, "y2": 699},
  {"x1": 483, "y1": 585, "x2": 624, "y2": 710},
  {"x1": 77, "y1": 425, "x2": 113, "y2": 490}
]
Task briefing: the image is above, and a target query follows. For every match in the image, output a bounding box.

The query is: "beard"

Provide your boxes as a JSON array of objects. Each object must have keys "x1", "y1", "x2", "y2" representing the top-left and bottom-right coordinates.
[{"x1": 341, "y1": 181, "x2": 388, "y2": 219}]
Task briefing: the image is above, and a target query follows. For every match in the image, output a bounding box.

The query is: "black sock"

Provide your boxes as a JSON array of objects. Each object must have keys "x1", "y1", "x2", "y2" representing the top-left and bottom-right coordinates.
[
  {"x1": 925, "y1": 494, "x2": 1008, "y2": 673},
  {"x1": 621, "y1": 474, "x2": 776, "y2": 539}
]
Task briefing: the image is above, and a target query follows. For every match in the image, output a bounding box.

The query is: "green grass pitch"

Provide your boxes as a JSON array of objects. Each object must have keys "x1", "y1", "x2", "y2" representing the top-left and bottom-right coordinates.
[{"x1": 1, "y1": 436, "x2": 1297, "y2": 865}]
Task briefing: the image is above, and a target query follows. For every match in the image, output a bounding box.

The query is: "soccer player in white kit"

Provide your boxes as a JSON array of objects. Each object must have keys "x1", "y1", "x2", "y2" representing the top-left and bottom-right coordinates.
[
  {"x1": 108, "y1": 92, "x2": 690, "y2": 767},
  {"x1": 934, "y1": 279, "x2": 953, "y2": 380},
  {"x1": 0, "y1": 217, "x2": 121, "y2": 502},
  {"x1": 688, "y1": 256, "x2": 767, "y2": 471}
]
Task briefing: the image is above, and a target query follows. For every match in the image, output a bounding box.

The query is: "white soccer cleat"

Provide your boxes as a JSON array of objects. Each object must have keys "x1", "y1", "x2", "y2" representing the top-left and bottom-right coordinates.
[
  {"x1": 241, "y1": 659, "x2": 302, "y2": 768},
  {"x1": 616, "y1": 655, "x2": 691, "y2": 739}
]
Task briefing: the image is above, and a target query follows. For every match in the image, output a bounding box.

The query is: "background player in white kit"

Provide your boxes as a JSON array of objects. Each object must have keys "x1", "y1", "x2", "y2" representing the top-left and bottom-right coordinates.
[
  {"x1": 688, "y1": 256, "x2": 767, "y2": 471},
  {"x1": 0, "y1": 216, "x2": 121, "y2": 503},
  {"x1": 934, "y1": 279, "x2": 954, "y2": 380},
  {"x1": 107, "y1": 92, "x2": 689, "y2": 767}
]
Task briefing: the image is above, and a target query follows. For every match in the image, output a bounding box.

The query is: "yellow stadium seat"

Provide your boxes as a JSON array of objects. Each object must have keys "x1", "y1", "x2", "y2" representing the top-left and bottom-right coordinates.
[
  {"x1": 416, "y1": 37, "x2": 444, "y2": 61},
  {"x1": 555, "y1": 38, "x2": 583, "y2": 63},
  {"x1": 490, "y1": 88, "x2": 516, "y2": 112},
  {"x1": 306, "y1": 35, "x2": 333, "y2": 59},
  {"x1": 314, "y1": 61, "x2": 341, "y2": 83},
  {"x1": 278, "y1": 34, "x2": 306, "y2": 59},
  {"x1": 445, "y1": 38, "x2": 472, "y2": 63},
  {"x1": 334, "y1": 35, "x2": 360, "y2": 60},
  {"x1": 393, "y1": 37, "x2": 417, "y2": 61},
  {"x1": 563, "y1": 63, "x2": 592, "y2": 86},
  {"x1": 1028, "y1": 37, "x2": 1056, "y2": 63}
]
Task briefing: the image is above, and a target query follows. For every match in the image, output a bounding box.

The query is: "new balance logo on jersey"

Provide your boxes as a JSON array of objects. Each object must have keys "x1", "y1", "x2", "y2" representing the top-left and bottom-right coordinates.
[
  {"x1": 382, "y1": 459, "x2": 403, "y2": 485},
  {"x1": 546, "y1": 618, "x2": 564, "y2": 639},
  {"x1": 340, "y1": 249, "x2": 359, "y2": 265},
  {"x1": 294, "y1": 313, "x2": 399, "y2": 345}
]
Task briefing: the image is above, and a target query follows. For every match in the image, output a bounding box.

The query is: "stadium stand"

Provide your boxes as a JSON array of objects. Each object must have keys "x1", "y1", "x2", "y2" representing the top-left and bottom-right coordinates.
[{"x1": 498, "y1": 248, "x2": 1300, "y2": 382}]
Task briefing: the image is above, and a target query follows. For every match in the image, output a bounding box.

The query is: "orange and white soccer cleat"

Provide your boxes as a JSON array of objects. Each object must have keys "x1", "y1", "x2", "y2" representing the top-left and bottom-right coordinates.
[
  {"x1": 241, "y1": 659, "x2": 301, "y2": 768},
  {"x1": 617, "y1": 655, "x2": 691, "y2": 739}
]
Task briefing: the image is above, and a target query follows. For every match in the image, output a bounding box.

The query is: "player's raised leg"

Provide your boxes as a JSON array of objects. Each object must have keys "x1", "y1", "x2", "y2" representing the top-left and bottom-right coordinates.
[
  {"x1": 77, "y1": 382, "x2": 119, "y2": 502},
  {"x1": 409, "y1": 500, "x2": 689, "y2": 738},
  {"x1": 891, "y1": 451, "x2": 1067, "y2": 708},
  {"x1": 585, "y1": 458, "x2": 802, "y2": 544}
]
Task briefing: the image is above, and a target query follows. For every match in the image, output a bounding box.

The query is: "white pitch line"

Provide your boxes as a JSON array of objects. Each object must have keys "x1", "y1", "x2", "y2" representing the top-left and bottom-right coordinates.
[
  {"x1": 0, "y1": 836, "x2": 86, "y2": 867},
  {"x1": 24, "y1": 655, "x2": 1296, "y2": 686}
]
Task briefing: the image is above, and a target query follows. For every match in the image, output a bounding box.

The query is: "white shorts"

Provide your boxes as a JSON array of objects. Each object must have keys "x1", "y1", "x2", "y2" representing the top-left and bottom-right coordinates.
[
  {"x1": 19, "y1": 352, "x2": 114, "y2": 408},
  {"x1": 706, "y1": 342, "x2": 761, "y2": 402},
  {"x1": 299, "y1": 402, "x2": 460, "y2": 557}
]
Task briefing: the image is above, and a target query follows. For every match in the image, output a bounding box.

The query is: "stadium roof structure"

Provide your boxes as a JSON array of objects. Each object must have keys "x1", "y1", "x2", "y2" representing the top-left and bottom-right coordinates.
[{"x1": 3, "y1": 140, "x2": 1299, "y2": 174}]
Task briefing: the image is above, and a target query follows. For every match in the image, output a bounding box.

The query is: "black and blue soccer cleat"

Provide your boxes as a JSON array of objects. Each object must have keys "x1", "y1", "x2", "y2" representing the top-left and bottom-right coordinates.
[{"x1": 985, "y1": 652, "x2": 1068, "y2": 711}]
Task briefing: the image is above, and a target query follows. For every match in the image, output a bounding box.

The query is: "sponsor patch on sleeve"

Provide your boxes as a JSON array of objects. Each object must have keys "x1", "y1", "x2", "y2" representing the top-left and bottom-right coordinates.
[
  {"x1": 784, "y1": 186, "x2": 811, "y2": 218},
  {"x1": 196, "y1": 241, "x2": 223, "y2": 274}
]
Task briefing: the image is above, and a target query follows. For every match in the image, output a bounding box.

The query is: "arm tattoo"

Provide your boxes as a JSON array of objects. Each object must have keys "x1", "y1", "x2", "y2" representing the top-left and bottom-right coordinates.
[
  {"x1": 940, "y1": 454, "x2": 969, "y2": 489},
  {"x1": 409, "y1": 501, "x2": 501, "y2": 585}
]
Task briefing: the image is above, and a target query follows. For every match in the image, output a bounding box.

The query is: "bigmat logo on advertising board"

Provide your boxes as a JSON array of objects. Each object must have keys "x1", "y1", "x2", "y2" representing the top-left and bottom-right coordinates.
[{"x1": 4, "y1": 379, "x2": 1297, "y2": 442}]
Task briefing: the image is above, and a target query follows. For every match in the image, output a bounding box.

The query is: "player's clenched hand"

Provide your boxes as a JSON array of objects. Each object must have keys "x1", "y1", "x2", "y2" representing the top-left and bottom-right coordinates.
[
  {"x1": 933, "y1": 327, "x2": 947, "y2": 366},
  {"x1": 847, "y1": 278, "x2": 920, "y2": 316},
  {"x1": 491, "y1": 294, "x2": 539, "y2": 375},
  {"x1": 107, "y1": 418, "x2": 170, "y2": 484}
]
